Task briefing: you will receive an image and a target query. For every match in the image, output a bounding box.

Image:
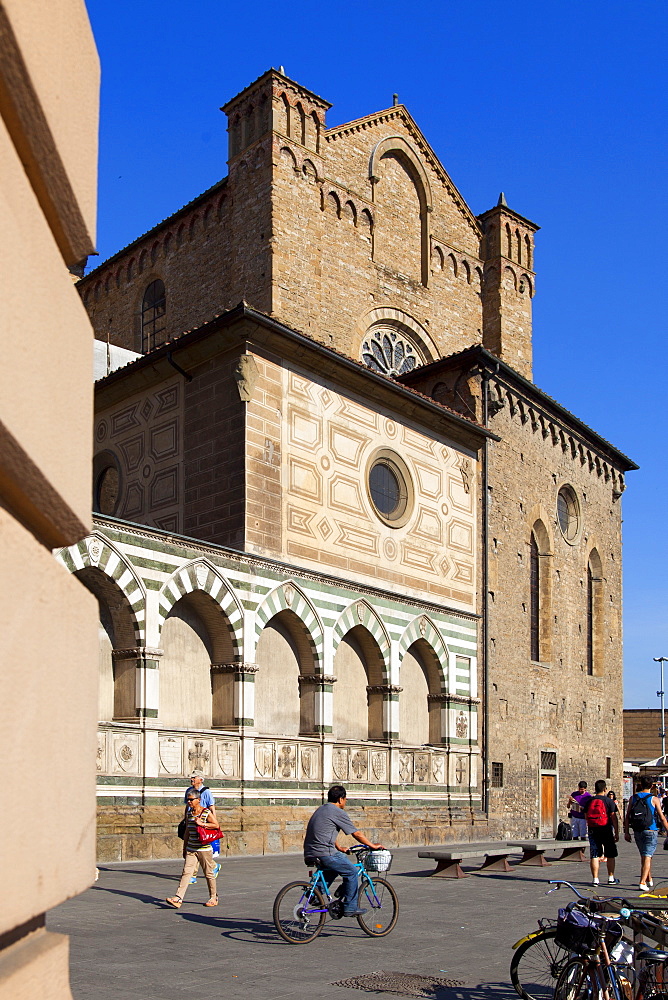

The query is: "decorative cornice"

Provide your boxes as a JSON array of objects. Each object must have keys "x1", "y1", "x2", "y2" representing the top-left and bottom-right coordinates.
[
  {"x1": 367, "y1": 684, "x2": 403, "y2": 695},
  {"x1": 299, "y1": 674, "x2": 337, "y2": 686},
  {"x1": 92, "y1": 515, "x2": 481, "y2": 624}
]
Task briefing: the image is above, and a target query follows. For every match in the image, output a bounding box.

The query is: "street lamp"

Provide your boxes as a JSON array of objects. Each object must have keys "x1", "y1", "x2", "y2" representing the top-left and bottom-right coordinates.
[{"x1": 654, "y1": 657, "x2": 668, "y2": 761}]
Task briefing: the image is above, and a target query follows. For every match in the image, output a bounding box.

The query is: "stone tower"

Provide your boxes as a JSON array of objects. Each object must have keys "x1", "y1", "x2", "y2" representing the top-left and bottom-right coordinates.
[
  {"x1": 222, "y1": 69, "x2": 331, "y2": 322},
  {"x1": 478, "y1": 194, "x2": 539, "y2": 380}
]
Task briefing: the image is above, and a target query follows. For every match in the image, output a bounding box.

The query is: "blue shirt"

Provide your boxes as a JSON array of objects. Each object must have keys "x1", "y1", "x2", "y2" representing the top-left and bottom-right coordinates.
[
  {"x1": 635, "y1": 791, "x2": 658, "y2": 831},
  {"x1": 184, "y1": 785, "x2": 214, "y2": 808}
]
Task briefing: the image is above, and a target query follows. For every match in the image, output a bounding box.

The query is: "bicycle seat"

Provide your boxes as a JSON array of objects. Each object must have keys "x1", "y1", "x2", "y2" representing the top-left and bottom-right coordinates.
[
  {"x1": 304, "y1": 857, "x2": 321, "y2": 868},
  {"x1": 637, "y1": 946, "x2": 668, "y2": 963}
]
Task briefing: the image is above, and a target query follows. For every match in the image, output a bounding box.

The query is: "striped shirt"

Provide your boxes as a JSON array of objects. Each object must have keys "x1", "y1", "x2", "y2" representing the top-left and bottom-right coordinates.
[{"x1": 185, "y1": 808, "x2": 213, "y2": 852}]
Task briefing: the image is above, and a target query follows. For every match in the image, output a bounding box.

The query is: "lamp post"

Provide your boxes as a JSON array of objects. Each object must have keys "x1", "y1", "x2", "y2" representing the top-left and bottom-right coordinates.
[{"x1": 654, "y1": 657, "x2": 668, "y2": 762}]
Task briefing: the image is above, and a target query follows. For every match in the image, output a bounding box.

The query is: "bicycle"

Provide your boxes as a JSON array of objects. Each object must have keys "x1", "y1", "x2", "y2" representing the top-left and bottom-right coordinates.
[
  {"x1": 511, "y1": 881, "x2": 625, "y2": 1000},
  {"x1": 272, "y1": 844, "x2": 399, "y2": 944}
]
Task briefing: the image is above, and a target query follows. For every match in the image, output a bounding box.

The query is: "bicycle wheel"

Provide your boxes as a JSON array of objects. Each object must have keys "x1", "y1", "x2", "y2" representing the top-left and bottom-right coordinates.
[
  {"x1": 638, "y1": 964, "x2": 668, "y2": 1000},
  {"x1": 511, "y1": 928, "x2": 570, "y2": 1000},
  {"x1": 273, "y1": 881, "x2": 327, "y2": 944},
  {"x1": 555, "y1": 959, "x2": 600, "y2": 1000},
  {"x1": 356, "y1": 875, "x2": 399, "y2": 937}
]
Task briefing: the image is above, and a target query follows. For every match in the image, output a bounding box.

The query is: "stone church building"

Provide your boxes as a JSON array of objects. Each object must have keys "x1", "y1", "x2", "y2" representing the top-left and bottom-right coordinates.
[{"x1": 69, "y1": 69, "x2": 636, "y2": 859}]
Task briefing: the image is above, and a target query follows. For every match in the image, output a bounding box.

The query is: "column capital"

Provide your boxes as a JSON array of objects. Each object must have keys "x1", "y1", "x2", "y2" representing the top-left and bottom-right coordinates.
[
  {"x1": 112, "y1": 647, "x2": 163, "y2": 660},
  {"x1": 210, "y1": 662, "x2": 259, "y2": 675}
]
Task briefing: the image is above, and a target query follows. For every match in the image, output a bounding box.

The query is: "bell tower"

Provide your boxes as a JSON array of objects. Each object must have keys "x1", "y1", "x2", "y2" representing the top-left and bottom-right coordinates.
[{"x1": 478, "y1": 194, "x2": 539, "y2": 380}]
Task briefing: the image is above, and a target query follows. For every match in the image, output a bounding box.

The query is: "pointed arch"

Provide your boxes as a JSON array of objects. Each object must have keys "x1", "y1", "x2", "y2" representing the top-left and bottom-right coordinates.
[
  {"x1": 368, "y1": 134, "x2": 433, "y2": 286},
  {"x1": 157, "y1": 559, "x2": 243, "y2": 659},
  {"x1": 57, "y1": 533, "x2": 145, "y2": 643},
  {"x1": 254, "y1": 581, "x2": 323, "y2": 670},
  {"x1": 333, "y1": 601, "x2": 390, "y2": 664},
  {"x1": 398, "y1": 616, "x2": 448, "y2": 686}
]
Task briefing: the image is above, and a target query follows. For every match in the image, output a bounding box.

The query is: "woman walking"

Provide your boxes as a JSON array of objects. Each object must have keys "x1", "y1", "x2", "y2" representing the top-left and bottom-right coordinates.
[{"x1": 166, "y1": 789, "x2": 219, "y2": 908}]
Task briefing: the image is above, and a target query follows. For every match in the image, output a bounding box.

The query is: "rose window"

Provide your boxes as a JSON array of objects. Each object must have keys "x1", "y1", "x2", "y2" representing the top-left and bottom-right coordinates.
[{"x1": 361, "y1": 328, "x2": 420, "y2": 376}]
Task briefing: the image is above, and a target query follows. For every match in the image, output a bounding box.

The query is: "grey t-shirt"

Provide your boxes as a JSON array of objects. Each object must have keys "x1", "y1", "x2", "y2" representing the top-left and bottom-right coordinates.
[{"x1": 303, "y1": 803, "x2": 359, "y2": 859}]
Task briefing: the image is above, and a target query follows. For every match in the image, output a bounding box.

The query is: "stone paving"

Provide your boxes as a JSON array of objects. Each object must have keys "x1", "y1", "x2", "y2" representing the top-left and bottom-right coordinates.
[{"x1": 48, "y1": 839, "x2": 667, "y2": 1000}]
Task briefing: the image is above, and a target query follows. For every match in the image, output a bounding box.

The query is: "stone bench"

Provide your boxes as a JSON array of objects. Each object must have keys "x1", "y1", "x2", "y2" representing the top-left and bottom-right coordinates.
[
  {"x1": 507, "y1": 839, "x2": 586, "y2": 866},
  {"x1": 418, "y1": 842, "x2": 513, "y2": 879}
]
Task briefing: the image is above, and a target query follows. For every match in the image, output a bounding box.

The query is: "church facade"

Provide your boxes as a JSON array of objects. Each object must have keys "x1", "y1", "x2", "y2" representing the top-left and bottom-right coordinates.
[{"x1": 69, "y1": 69, "x2": 636, "y2": 859}]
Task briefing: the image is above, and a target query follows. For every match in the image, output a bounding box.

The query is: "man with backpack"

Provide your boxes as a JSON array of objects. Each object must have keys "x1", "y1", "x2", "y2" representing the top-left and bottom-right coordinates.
[
  {"x1": 624, "y1": 775, "x2": 668, "y2": 891},
  {"x1": 583, "y1": 779, "x2": 620, "y2": 886}
]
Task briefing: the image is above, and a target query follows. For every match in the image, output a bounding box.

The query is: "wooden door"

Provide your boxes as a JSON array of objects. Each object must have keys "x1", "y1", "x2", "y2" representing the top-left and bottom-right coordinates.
[{"x1": 541, "y1": 774, "x2": 557, "y2": 837}]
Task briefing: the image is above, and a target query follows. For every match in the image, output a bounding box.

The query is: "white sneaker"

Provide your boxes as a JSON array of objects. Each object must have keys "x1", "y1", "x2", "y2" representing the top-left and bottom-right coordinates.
[
  {"x1": 639, "y1": 882, "x2": 649, "y2": 891},
  {"x1": 592, "y1": 877, "x2": 600, "y2": 885},
  {"x1": 608, "y1": 877, "x2": 620, "y2": 885}
]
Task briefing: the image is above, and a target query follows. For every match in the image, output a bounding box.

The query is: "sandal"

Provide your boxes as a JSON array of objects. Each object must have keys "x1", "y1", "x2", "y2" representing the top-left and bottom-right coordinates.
[
  {"x1": 205, "y1": 897, "x2": 218, "y2": 907},
  {"x1": 165, "y1": 896, "x2": 182, "y2": 908}
]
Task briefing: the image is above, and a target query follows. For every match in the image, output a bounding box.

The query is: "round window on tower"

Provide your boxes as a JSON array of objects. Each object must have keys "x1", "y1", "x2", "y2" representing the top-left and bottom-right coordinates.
[
  {"x1": 366, "y1": 450, "x2": 413, "y2": 527},
  {"x1": 557, "y1": 484, "x2": 580, "y2": 543}
]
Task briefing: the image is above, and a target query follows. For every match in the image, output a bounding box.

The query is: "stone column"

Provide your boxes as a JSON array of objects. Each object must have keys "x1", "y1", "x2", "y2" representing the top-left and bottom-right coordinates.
[
  {"x1": 428, "y1": 692, "x2": 448, "y2": 744},
  {"x1": 111, "y1": 647, "x2": 161, "y2": 720},
  {"x1": 233, "y1": 663, "x2": 258, "y2": 728},
  {"x1": 299, "y1": 674, "x2": 336, "y2": 734},
  {"x1": 367, "y1": 684, "x2": 402, "y2": 741}
]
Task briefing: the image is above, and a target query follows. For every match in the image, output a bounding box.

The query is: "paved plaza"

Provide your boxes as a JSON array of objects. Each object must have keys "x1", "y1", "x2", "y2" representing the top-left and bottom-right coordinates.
[{"x1": 49, "y1": 839, "x2": 666, "y2": 1000}]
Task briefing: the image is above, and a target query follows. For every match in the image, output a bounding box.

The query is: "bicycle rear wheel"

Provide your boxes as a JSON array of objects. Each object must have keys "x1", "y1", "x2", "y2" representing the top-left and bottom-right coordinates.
[
  {"x1": 511, "y1": 928, "x2": 570, "y2": 1000},
  {"x1": 273, "y1": 881, "x2": 327, "y2": 944},
  {"x1": 356, "y1": 875, "x2": 399, "y2": 937}
]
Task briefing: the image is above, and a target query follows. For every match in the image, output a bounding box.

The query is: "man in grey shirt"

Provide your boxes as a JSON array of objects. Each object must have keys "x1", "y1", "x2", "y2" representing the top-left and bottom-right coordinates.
[{"x1": 303, "y1": 785, "x2": 385, "y2": 916}]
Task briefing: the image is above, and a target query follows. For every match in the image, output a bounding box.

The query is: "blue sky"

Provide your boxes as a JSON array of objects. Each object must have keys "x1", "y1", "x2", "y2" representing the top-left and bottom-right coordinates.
[{"x1": 85, "y1": 1, "x2": 668, "y2": 707}]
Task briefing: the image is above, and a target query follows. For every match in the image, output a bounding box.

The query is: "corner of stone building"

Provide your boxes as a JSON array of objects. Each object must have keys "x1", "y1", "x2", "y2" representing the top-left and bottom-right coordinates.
[{"x1": 478, "y1": 196, "x2": 539, "y2": 381}]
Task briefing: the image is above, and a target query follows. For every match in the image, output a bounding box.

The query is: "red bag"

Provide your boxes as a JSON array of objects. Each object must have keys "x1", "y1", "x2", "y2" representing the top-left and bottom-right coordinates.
[
  {"x1": 197, "y1": 824, "x2": 223, "y2": 845},
  {"x1": 585, "y1": 796, "x2": 609, "y2": 827}
]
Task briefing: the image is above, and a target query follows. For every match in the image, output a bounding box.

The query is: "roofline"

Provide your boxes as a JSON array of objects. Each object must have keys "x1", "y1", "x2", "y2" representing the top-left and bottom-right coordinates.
[
  {"x1": 78, "y1": 176, "x2": 229, "y2": 284},
  {"x1": 222, "y1": 67, "x2": 332, "y2": 113},
  {"x1": 477, "y1": 203, "x2": 540, "y2": 232},
  {"x1": 399, "y1": 344, "x2": 638, "y2": 472},
  {"x1": 326, "y1": 104, "x2": 483, "y2": 236},
  {"x1": 95, "y1": 303, "x2": 498, "y2": 446}
]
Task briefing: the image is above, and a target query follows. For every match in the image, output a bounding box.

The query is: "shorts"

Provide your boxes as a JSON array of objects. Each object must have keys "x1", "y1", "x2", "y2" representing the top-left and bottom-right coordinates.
[
  {"x1": 570, "y1": 817, "x2": 587, "y2": 839},
  {"x1": 634, "y1": 829, "x2": 659, "y2": 857},
  {"x1": 588, "y1": 825, "x2": 618, "y2": 859}
]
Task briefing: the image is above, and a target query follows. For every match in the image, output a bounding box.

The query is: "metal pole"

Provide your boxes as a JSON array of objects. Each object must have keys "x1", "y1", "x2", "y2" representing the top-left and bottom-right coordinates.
[{"x1": 654, "y1": 657, "x2": 668, "y2": 761}]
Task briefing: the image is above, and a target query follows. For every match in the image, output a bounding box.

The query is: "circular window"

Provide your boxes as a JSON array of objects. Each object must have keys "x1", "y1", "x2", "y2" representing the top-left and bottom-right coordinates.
[
  {"x1": 361, "y1": 327, "x2": 423, "y2": 377},
  {"x1": 557, "y1": 485, "x2": 580, "y2": 542},
  {"x1": 366, "y1": 450, "x2": 413, "y2": 527},
  {"x1": 93, "y1": 451, "x2": 121, "y2": 516}
]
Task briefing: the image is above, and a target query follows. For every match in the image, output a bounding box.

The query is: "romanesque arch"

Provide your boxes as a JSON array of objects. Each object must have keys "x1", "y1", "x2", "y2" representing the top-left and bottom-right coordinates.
[
  {"x1": 157, "y1": 559, "x2": 243, "y2": 658},
  {"x1": 255, "y1": 608, "x2": 320, "y2": 736},
  {"x1": 398, "y1": 617, "x2": 448, "y2": 745}
]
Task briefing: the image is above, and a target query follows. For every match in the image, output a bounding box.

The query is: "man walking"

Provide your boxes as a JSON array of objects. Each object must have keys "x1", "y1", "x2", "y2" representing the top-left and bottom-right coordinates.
[
  {"x1": 584, "y1": 779, "x2": 619, "y2": 886},
  {"x1": 624, "y1": 775, "x2": 668, "y2": 891},
  {"x1": 566, "y1": 781, "x2": 589, "y2": 840},
  {"x1": 303, "y1": 785, "x2": 385, "y2": 917}
]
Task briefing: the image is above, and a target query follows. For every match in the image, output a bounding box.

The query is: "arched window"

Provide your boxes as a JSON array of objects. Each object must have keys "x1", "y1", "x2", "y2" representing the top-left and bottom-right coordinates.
[
  {"x1": 141, "y1": 279, "x2": 166, "y2": 352},
  {"x1": 530, "y1": 533, "x2": 540, "y2": 662},
  {"x1": 529, "y1": 522, "x2": 553, "y2": 664},
  {"x1": 587, "y1": 550, "x2": 603, "y2": 676}
]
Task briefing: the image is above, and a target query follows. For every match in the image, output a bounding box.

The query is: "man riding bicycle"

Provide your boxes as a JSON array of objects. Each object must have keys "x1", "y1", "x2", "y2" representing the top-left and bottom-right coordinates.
[{"x1": 303, "y1": 785, "x2": 385, "y2": 917}]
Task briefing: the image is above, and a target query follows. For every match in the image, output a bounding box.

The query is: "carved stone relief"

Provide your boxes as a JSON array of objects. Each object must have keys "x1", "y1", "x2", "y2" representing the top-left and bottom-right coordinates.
[
  {"x1": 159, "y1": 736, "x2": 182, "y2": 775},
  {"x1": 332, "y1": 747, "x2": 349, "y2": 780}
]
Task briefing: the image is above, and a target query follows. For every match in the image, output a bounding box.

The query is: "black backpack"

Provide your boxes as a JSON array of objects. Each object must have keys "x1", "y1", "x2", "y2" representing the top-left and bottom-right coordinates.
[
  {"x1": 628, "y1": 793, "x2": 654, "y2": 832},
  {"x1": 556, "y1": 821, "x2": 573, "y2": 841}
]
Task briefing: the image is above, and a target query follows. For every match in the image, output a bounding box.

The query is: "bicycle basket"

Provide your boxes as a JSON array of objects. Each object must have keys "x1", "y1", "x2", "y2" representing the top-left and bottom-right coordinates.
[
  {"x1": 364, "y1": 849, "x2": 392, "y2": 873},
  {"x1": 555, "y1": 908, "x2": 622, "y2": 953}
]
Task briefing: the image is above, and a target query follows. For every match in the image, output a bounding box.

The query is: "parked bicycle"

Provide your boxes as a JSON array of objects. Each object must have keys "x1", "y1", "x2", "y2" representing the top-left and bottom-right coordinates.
[
  {"x1": 511, "y1": 880, "x2": 668, "y2": 1000},
  {"x1": 272, "y1": 844, "x2": 398, "y2": 944},
  {"x1": 511, "y1": 881, "x2": 621, "y2": 1000}
]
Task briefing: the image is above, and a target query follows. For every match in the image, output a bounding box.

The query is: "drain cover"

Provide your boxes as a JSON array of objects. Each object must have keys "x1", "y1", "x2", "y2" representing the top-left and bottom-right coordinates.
[{"x1": 332, "y1": 970, "x2": 466, "y2": 996}]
